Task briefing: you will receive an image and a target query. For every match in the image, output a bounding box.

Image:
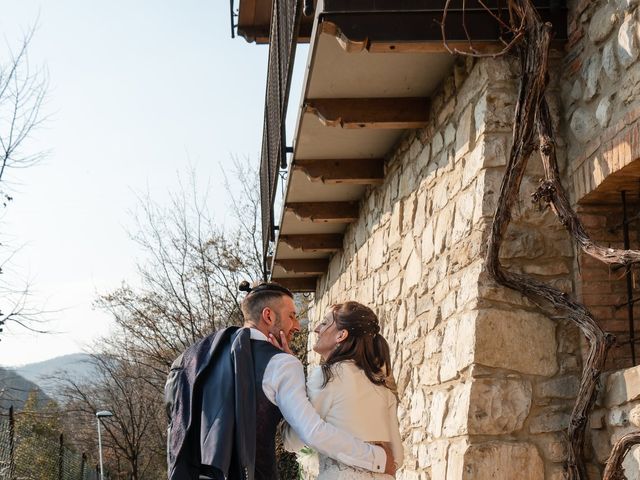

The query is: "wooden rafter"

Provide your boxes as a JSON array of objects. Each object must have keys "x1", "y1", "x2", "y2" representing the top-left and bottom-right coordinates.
[
  {"x1": 321, "y1": 20, "x2": 510, "y2": 54},
  {"x1": 274, "y1": 258, "x2": 330, "y2": 275},
  {"x1": 271, "y1": 277, "x2": 317, "y2": 292},
  {"x1": 304, "y1": 97, "x2": 429, "y2": 129},
  {"x1": 293, "y1": 159, "x2": 384, "y2": 184},
  {"x1": 285, "y1": 202, "x2": 360, "y2": 223},
  {"x1": 279, "y1": 234, "x2": 343, "y2": 252}
]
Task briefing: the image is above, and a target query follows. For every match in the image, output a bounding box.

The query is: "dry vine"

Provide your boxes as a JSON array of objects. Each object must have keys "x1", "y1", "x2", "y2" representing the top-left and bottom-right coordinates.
[
  {"x1": 602, "y1": 432, "x2": 640, "y2": 479},
  {"x1": 441, "y1": 1, "x2": 640, "y2": 478}
]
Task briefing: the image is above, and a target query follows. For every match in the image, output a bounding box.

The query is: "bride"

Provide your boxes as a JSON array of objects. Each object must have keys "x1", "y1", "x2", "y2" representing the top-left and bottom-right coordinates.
[{"x1": 277, "y1": 301, "x2": 403, "y2": 479}]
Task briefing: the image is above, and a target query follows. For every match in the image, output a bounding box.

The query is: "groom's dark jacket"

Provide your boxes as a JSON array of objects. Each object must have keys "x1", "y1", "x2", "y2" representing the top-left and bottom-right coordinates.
[{"x1": 166, "y1": 326, "x2": 284, "y2": 480}]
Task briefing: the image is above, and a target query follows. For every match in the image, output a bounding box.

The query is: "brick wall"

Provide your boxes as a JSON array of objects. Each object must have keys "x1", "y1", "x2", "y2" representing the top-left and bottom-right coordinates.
[{"x1": 577, "y1": 204, "x2": 640, "y2": 371}]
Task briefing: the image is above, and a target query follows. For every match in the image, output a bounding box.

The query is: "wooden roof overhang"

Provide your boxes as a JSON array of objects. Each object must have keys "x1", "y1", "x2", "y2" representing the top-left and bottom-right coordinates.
[
  {"x1": 265, "y1": 0, "x2": 567, "y2": 292},
  {"x1": 236, "y1": 0, "x2": 314, "y2": 43}
]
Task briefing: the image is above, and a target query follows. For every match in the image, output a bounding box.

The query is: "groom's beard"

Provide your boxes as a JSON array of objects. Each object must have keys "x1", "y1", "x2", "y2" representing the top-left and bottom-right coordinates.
[{"x1": 271, "y1": 312, "x2": 291, "y2": 343}]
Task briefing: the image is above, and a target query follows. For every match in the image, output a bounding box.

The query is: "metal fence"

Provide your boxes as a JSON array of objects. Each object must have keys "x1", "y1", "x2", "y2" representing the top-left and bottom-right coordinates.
[{"x1": 0, "y1": 407, "x2": 106, "y2": 480}]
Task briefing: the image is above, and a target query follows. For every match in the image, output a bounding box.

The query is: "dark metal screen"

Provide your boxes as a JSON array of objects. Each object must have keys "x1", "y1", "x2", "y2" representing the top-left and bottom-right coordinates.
[
  {"x1": 259, "y1": 0, "x2": 302, "y2": 279},
  {"x1": 616, "y1": 188, "x2": 640, "y2": 365}
]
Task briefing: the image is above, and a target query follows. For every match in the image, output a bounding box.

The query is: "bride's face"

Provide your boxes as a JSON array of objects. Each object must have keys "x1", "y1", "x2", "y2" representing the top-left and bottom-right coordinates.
[{"x1": 313, "y1": 311, "x2": 343, "y2": 360}]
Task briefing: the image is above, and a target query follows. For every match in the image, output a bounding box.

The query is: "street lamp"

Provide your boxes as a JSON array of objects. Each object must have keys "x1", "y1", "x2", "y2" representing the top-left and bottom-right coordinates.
[{"x1": 95, "y1": 410, "x2": 113, "y2": 480}]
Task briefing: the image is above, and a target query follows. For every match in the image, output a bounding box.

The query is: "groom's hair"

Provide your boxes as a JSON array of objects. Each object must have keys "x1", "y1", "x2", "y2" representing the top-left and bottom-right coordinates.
[{"x1": 239, "y1": 281, "x2": 293, "y2": 323}]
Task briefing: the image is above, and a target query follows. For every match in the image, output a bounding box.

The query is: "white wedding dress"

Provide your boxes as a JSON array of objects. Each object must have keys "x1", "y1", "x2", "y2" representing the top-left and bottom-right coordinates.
[{"x1": 284, "y1": 361, "x2": 402, "y2": 479}]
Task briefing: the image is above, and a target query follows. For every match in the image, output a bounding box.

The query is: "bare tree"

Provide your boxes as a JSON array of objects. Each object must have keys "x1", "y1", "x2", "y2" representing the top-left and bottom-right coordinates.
[
  {"x1": 60, "y1": 352, "x2": 166, "y2": 480},
  {"x1": 0, "y1": 25, "x2": 49, "y2": 337},
  {"x1": 95, "y1": 162, "x2": 263, "y2": 382}
]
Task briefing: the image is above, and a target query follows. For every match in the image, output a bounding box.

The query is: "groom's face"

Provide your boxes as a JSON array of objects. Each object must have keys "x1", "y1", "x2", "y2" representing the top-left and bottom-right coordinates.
[{"x1": 268, "y1": 295, "x2": 300, "y2": 344}]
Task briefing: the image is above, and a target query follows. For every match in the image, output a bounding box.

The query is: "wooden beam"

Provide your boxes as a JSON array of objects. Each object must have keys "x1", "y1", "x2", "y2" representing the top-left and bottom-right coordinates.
[
  {"x1": 304, "y1": 98, "x2": 429, "y2": 129},
  {"x1": 321, "y1": 22, "x2": 510, "y2": 54},
  {"x1": 274, "y1": 259, "x2": 330, "y2": 275},
  {"x1": 271, "y1": 277, "x2": 317, "y2": 292},
  {"x1": 293, "y1": 159, "x2": 384, "y2": 184},
  {"x1": 319, "y1": 4, "x2": 567, "y2": 49},
  {"x1": 279, "y1": 234, "x2": 343, "y2": 252},
  {"x1": 285, "y1": 202, "x2": 360, "y2": 223}
]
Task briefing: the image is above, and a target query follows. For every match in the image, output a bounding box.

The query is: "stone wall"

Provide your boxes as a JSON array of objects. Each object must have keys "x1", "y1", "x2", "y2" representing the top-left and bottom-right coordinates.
[
  {"x1": 307, "y1": 54, "x2": 583, "y2": 479},
  {"x1": 590, "y1": 365, "x2": 640, "y2": 479},
  {"x1": 563, "y1": 0, "x2": 640, "y2": 202}
]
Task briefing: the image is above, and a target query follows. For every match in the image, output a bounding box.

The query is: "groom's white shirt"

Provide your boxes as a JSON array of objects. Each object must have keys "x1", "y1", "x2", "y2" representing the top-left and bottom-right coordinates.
[{"x1": 248, "y1": 327, "x2": 386, "y2": 473}]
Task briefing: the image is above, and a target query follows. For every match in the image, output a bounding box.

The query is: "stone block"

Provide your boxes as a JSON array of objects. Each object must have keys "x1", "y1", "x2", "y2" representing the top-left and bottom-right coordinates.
[
  {"x1": 409, "y1": 137, "x2": 423, "y2": 162},
  {"x1": 617, "y1": 13, "x2": 639, "y2": 68},
  {"x1": 604, "y1": 365, "x2": 640, "y2": 407},
  {"x1": 630, "y1": 404, "x2": 640, "y2": 427},
  {"x1": 570, "y1": 107, "x2": 598, "y2": 143},
  {"x1": 590, "y1": 408, "x2": 606, "y2": 429},
  {"x1": 432, "y1": 131, "x2": 444, "y2": 155},
  {"x1": 416, "y1": 143, "x2": 431, "y2": 174},
  {"x1": 475, "y1": 89, "x2": 516, "y2": 135},
  {"x1": 529, "y1": 407, "x2": 570, "y2": 434},
  {"x1": 455, "y1": 104, "x2": 475, "y2": 161},
  {"x1": 403, "y1": 249, "x2": 421, "y2": 294},
  {"x1": 440, "y1": 313, "x2": 476, "y2": 382},
  {"x1": 468, "y1": 378, "x2": 532, "y2": 435},
  {"x1": 444, "y1": 123, "x2": 457, "y2": 147},
  {"x1": 445, "y1": 438, "x2": 469, "y2": 480},
  {"x1": 474, "y1": 309, "x2": 558, "y2": 376},
  {"x1": 591, "y1": 428, "x2": 612, "y2": 463},
  {"x1": 536, "y1": 432, "x2": 568, "y2": 463},
  {"x1": 608, "y1": 407, "x2": 629, "y2": 427},
  {"x1": 399, "y1": 164, "x2": 417, "y2": 200},
  {"x1": 428, "y1": 440, "x2": 449, "y2": 480},
  {"x1": 410, "y1": 388, "x2": 426, "y2": 426},
  {"x1": 388, "y1": 202, "x2": 403, "y2": 246},
  {"x1": 440, "y1": 291, "x2": 457, "y2": 320},
  {"x1": 476, "y1": 168, "x2": 503, "y2": 220},
  {"x1": 433, "y1": 205, "x2": 453, "y2": 255},
  {"x1": 369, "y1": 228, "x2": 386, "y2": 271},
  {"x1": 596, "y1": 94, "x2": 614, "y2": 127},
  {"x1": 421, "y1": 220, "x2": 434, "y2": 263},
  {"x1": 500, "y1": 224, "x2": 545, "y2": 259},
  {"x1": 453, "y1": 266, "x2": 477, "y2": 308},
  {"x1": 588, "y1": 4, "x2": 618, "y2": 43},
  {"x1": 432, "y1": 176, "x2": 449, "y2": 211},
  {"x1": 443, "y1": 382, "x2": 472, "y2": 437},
  {"x1": 450, "y1": 187, "x2": 475, "y2": 245},
  {"x1": 400, "y1": 234, "x2": 415, "y2": 267},
  {"x1": 616, "y1": 0, "x2": 639, "y2": 11},
  {"x1": 455, "y1": 441, "x2": 544, "y2": 480},
  {"x1": 570, "y1": 79, "x2": 583, "y2": 101},
  {"x1": 602, "y1": 40, "x2": 620, "y2": 81},
  {"x1": 428, "y1": 390, "x2": 448, "y2": 438},
  {"x1": 536, "y1": 375, "x2": 580, "y2": 400},
  {"x1": 582, "y1": 52, "x2": 601, "y2": 101}
]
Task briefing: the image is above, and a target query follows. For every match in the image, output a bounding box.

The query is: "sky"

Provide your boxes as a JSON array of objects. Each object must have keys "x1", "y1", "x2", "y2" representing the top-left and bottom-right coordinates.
[{"x1": 0, "y1": 1, "x2": 306, "y2": 366}]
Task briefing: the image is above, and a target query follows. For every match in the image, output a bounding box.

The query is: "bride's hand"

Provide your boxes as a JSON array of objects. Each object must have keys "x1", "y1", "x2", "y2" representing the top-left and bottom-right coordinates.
[
  {"x1": 268, "y1": 330, "x2": 294, "y2": 355},
  {"x1": 373, "y1": 442, "x2": 396, "y2": 476}
]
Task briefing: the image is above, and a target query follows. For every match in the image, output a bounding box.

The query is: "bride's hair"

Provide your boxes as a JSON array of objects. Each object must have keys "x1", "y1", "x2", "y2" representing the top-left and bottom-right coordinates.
[{"x1": 321, "y1": 301, "x2": 396, "y2": 394}]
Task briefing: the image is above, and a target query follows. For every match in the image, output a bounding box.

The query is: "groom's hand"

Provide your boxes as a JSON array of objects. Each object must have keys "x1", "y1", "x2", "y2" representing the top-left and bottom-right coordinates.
[{"x1": 268, "y1": 330, "x2": 294, "y2": 355}]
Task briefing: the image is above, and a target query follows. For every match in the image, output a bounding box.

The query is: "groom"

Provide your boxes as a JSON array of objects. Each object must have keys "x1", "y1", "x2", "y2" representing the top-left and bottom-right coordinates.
[{"x1": 166, "y1": 281, "x2": 395, "y2": 480}]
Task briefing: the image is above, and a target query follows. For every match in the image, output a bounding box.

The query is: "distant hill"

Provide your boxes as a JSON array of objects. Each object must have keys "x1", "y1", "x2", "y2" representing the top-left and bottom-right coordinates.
[
  {"x1": 12, "y1": 353, "x2": 98, "y2": 400},
  {"x1": 0, "y1": 367, "x2": 52, "y2": 411}
]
